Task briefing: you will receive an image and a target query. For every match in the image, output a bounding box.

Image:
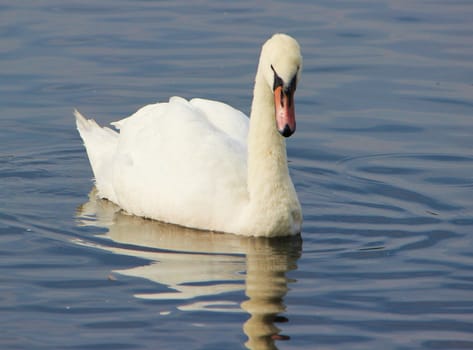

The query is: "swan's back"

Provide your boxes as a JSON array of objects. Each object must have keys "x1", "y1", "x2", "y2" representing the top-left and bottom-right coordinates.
[{"x1": 77, "y1": 97, "x2": 250, "y2": 232}]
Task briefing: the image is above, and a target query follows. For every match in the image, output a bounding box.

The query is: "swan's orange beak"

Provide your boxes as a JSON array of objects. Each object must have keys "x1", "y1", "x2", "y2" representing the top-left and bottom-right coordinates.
[{"x1": 274, "y1": 85, "x2": 296, "y2": 137}]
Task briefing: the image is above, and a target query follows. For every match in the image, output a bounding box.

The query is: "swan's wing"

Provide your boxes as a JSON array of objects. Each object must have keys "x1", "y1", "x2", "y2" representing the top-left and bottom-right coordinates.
[
  {"x1": 110, "y1": 97, "x2": 249, "y2": 230},
  {"x1": 190, "y1": 98, "x2": 249, "y2": 145},
  {"x1": 110, "y1": 102, "x2": 160, "y2": 131}
]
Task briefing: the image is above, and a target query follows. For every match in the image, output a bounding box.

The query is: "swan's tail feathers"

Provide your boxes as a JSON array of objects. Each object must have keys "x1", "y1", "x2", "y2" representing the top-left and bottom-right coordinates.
[
  {"x1": 74, "y1": 109, "x2": 118, "y2": 139},
  {"x1": 75, "y1": 109, "x2": 118, "y2": 202}
]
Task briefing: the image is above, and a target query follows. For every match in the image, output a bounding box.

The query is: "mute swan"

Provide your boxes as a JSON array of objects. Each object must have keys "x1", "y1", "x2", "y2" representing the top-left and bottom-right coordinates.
[{"x1": 75, "y1": 33, "x2": 303, "y2": 237}]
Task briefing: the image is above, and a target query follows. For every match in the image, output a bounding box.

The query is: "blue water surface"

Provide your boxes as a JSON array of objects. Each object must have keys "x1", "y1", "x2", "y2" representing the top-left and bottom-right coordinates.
[{"x1": 1, "y1": 1, "x2": 472, "y2": 349}]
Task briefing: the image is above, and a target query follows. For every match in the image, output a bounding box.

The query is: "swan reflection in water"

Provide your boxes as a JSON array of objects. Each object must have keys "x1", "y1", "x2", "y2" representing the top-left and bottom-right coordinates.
[{"x1": 76, "y1": 190, "x2": 302, "y2": 350}]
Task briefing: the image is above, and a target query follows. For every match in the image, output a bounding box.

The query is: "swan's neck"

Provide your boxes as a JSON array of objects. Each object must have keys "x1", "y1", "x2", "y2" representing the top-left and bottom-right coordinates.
[
  {"x1": 248, "y1": 74, "x2": 289, "y2": 186},
  {"x1": 247, "y1": 71, "x2": 293, "y2": 208}
]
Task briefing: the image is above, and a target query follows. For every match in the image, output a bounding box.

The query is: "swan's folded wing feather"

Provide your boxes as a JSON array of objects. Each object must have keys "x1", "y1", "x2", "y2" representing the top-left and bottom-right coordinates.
[
  {"x1": 190, "y1": 98, "x2": 249, "y2": 146},
  {"x1": 110, "y1": 97, "x2": 249, "y2": 230}
]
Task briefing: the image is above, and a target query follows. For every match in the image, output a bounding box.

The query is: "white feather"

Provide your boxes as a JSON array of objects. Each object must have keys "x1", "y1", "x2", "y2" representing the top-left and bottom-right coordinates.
[{"x1": 76, "y1": 34, "x2": 303, "y2": 237}]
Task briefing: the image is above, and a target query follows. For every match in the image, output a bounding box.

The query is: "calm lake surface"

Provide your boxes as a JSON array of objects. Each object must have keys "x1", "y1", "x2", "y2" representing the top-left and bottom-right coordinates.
[{"x1": 1, "y1": 1, "x2": 472, "y2": 349}]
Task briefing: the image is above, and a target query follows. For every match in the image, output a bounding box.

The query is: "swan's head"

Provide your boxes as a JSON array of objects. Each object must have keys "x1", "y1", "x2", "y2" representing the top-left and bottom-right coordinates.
[{"x1": 259, "y1": 33, "x2": 302, "y2": 137}]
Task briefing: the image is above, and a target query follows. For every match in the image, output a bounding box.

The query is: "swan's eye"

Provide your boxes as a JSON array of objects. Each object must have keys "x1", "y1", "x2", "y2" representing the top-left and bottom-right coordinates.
[
  {"x1": 271, "y1": 65, "x2": 284, "y2": 91},
  {"x1": 288, "y1": 66, "x2": 299, "y2": 93},
  {"x1": 288, "y1": 74, "x2": 297, "y2": 93},
  {"x1": 271, "y1": 65, "x2": 297, "y2": 94}
]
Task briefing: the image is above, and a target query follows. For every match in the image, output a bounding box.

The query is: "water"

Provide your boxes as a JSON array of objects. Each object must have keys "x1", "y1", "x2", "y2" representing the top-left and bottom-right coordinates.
[{"x1": 1, "y1": 1, "x2": 472, "y2": 349}]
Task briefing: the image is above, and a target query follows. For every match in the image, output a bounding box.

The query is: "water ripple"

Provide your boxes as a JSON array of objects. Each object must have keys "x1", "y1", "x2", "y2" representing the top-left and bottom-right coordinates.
[{"x1": 1, "y1": 0, "x2": 473, "y2": 349}]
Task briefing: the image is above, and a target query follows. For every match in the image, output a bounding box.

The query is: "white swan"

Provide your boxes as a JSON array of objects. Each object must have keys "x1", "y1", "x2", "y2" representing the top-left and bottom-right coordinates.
[{"x1": 75, "y1": 33, "x2": 303, "y2": 237}]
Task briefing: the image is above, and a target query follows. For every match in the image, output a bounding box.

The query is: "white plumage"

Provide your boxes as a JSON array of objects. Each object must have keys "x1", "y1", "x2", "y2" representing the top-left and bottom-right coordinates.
[{"x1": 76, "y1": 33, "x2": 303, "y2": 237}]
